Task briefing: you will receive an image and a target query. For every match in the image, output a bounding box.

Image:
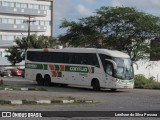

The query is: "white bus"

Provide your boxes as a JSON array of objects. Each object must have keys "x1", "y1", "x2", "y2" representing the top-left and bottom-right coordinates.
[{"x1": 25, "y1": 48, "x2": 134, "y2": 91}]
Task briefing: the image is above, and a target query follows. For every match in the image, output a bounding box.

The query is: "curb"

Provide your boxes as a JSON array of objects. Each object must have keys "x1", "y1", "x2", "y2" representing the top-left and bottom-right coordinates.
[
  {"x1": 0, "y1": 87, "x2": 46, "y2": 91},
  {"x1": 0, "y1": 99, "x2": 95, "y2": 105}
]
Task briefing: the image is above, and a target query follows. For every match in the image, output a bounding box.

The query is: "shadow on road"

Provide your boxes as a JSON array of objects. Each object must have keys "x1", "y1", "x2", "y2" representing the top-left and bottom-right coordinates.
[
  {"x1": 2, "y1": 77, "x2": 129, "y2": 93},
  {"x1": 29, "y1": 83, "x2": 127, "y2": 93}
]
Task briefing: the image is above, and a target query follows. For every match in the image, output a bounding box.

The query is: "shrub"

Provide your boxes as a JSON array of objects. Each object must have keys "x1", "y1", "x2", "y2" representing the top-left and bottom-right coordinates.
[
  {"x1": 134, "y1": 74, "x2": 147, "y2": 88},
  {"x1": 134, "y1": 74, "x2": 160, "y2": 89},
  {"x1": 143, "y1": 82, "x2": 160, "y2": 89},
  {"x1": 0, "y1": 100, "x2": 11, "y2": 105}
]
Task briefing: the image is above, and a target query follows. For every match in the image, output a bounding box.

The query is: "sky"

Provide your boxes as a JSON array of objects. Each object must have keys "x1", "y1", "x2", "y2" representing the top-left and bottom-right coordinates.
[{"x1": 53, "y1": 0, "x2": 160, "y2": 36}]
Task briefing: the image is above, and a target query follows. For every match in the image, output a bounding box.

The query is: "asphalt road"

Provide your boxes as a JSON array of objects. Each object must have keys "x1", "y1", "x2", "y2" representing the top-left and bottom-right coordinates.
[{"x1": 0, "y1": 76, "x2": 160, "y2": 120}]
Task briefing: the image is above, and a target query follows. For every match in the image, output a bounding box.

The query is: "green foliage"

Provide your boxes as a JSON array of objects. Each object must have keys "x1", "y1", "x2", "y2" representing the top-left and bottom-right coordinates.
[
  {"x1": 134, "y1": 74, "x2": 160, "y2": 89},
  {"x1": 5, "y1": 46, "x2": 23, "y2": 66},
  {"x1": 134, "y1": 74, "x2": 147, "y2": 88},
  {"x1": 15, "y1": 34, "x2": 57, "y2": 49},
  {"x1": 22, "y1": 99, "x2": 37, "y2": 105},
  {"x1": 5, "y1": 34, "x2": 57, "y2": 65},
  {"x1": 0, "y1": 100, "x2": 11, "y2": 105},
  {"x1": 59, "y1": 19, "x2": 103, "y2": 48},
  {"x1": 59, "y1": 6, "x2": 160, "y2": 61},
  {"x1": 143, "y1": 82, "x2": 160, "y2": 89}
]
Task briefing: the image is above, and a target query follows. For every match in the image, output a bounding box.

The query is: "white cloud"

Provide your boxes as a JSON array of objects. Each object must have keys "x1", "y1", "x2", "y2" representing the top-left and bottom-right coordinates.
[
  {"x1": 76, "y1": 4, "x2": 93, "y2": 16},
  {"x1": 111, "y1": 0, "x2": 122, "y2": 7},
  {"x1": 110, "y1": 0, "x2": 160, "y2": 15},
  {"x1": 53, "y1": 0, "x2": 160, "y2": 36},
  {"x1": 111, "y1": 0, "x2": 160, "y2": 8}
]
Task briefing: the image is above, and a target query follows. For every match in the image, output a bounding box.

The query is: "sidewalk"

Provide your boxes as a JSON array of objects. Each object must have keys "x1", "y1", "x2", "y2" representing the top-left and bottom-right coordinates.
[{"x1": 0, "y1": 87, "x2": 95, "y2": 105}]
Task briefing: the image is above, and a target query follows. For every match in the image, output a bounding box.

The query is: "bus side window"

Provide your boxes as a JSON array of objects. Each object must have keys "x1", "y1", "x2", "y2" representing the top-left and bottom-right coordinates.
[
  {"x1": 44, "y1": 52, "x2": 51, "y2": 62},
  {"x1": 99, "y1": 54, "x2": 112, "y2": 70},
  {"x1": 80, "y1": 53, "x2": 87, "y2": 64},
  {"x1": 67, "y1": 53, "x2": 75, "y2": 64},
  {"x1": 106, "y1": 62, "x2": 113, "y2": 76},
  {"x1": 74, "y1": 53, "x2": 86, "y2": 65},
  {"x1": 75, "y1": 53, "x2": 81, "y2": 64},
  {"x1": 90, "y1": 54, "x2": 100, "y2": 67}
]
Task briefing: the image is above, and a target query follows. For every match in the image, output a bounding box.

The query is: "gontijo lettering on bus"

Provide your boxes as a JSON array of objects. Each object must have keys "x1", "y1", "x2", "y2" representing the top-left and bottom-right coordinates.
[
  {"x1": 48, "y1": 64, "x2": 94, "y2": 73},
  {"x1": 69, "y1": 67, "x2": 87, "y2": 72}
]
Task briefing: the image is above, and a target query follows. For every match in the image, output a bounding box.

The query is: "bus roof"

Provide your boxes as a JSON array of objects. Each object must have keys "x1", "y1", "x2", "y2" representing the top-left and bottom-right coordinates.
[
  {"x1": 27, "y1": 48, "x2": 130, "y2": 58},
  {"x1": 97, "y1": 49, "x2": 130, "y2": 58}
]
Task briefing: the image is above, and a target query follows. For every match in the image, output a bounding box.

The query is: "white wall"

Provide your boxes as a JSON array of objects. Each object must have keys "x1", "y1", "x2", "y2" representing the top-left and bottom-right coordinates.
[{"x1": 134, "y1": 59, "x2": 160, "y2": 82}]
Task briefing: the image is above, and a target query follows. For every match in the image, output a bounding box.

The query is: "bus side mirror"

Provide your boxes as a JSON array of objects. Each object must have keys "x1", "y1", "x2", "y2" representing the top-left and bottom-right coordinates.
[
  {"x1": 133, "y1": 62, "x2": 138, "y2": 70},
  {"x1": 105, "y1": 59, "x2": 117, "y2": 70}
]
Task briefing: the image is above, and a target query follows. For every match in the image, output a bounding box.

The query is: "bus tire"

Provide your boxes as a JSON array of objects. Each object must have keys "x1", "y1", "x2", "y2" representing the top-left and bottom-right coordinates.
[
  {"x1": 44, "y1": 75, "x2": 51, "y2": 86},
  {"x1": 36, "y1": 74, "x2": 44, "y2": 85},
  {"x1": 60, "y1": 84, "x2": 68, "y2": 87},
  {"x1": 92, "y1": 79, "x2": 100, "y2": 91},
  {"x1": 111, "y1": 89, "x2": 117, "y2": 92}
]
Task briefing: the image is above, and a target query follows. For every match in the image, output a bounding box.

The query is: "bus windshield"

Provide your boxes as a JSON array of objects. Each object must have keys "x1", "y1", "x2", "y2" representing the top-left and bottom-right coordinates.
[
  {"x1": 112, "y1": 57, "x2": 134, "y2": 80},
  {"x1": 104, "y1": 57, "x2": 134, "y2": 80}
]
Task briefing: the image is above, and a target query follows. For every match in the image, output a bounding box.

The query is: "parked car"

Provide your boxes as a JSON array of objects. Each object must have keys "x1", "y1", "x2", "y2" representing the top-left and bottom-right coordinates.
[
  {"x1": 21, "y1": 69, "x2": 25, "y2": 78},
  {"x1": 0, "y1": 69, "x2": 11, "y2": 77},
  {"x1": 10, "y1": 69, "x2": 23, "y2": 76}
]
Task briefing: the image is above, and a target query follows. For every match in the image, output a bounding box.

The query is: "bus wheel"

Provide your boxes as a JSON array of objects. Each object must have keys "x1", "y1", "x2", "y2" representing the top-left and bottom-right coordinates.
[
  {"x1": 110, "y1": 89, "x2": 117, "y2": 92},
  {"x1": 92, "y1": 79, "x2": 100, "y2": 91},
  {"x1": 36, "y1": 74, "x2": 44, "y2": 85},
  {"x1": 44, "y1": 75, "x2": 51, "y2": 86}
]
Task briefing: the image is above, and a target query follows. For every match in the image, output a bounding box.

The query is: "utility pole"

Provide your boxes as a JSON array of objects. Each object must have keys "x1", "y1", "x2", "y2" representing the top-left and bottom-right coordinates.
[{"x1": 24, "y1": 16, "x2": 36, "y2": 50}]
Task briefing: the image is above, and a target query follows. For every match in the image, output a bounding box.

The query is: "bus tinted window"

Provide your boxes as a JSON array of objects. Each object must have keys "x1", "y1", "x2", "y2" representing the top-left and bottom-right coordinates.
[
  {"x1": 27, "y1": 51, "x2": 99, "y2": 67},
  {"x1": 99, "y1": 54, "x2": 112, "y2": 70}
]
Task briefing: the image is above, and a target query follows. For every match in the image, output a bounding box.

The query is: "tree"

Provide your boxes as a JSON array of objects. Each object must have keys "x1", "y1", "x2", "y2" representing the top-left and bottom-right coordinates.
[
  {"x1": 59, "y1": 19, "x2": 104, "y2": 48},
  {"x1": 5, "y1": 46, "x2": 23, "y2": 66},
  {"x1": 59, "y1": 7, "x2": 160, "y2": 61},
  {"x1": 5, "y1": 34, "x2": 57, "y2": 65}
]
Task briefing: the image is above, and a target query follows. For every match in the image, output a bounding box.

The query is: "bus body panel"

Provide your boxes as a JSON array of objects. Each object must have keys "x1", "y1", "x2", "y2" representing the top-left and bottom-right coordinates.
[{"x1": 25, "y1": 48, "x2": 134, "y2": 90}]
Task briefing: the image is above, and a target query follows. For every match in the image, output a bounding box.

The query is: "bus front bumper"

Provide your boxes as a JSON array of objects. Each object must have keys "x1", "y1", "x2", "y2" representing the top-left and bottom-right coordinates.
[{"x1": 114, "y1": 79, "x2": 134, "y2": 89}]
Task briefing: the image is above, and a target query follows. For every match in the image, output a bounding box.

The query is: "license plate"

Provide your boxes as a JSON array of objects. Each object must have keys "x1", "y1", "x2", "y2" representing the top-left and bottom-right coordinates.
[{"x1": 124, "y1": 86, "x2": 128, "y2": 88}]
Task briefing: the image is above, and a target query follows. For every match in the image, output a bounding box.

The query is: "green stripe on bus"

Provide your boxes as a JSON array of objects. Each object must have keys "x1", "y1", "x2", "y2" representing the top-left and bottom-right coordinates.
[
  {"x1": 65, "y1": 66, "x2": 94, "y2": 73},
  {"x1": 55, "y1": 65, "x2": 59, "y2": 71},
  {"x1": 26, "y1": 63, "x2": 94, "y2": 73},
  {"x1": 120, "y1": 80, "x2": 134, "y2": 84},
  {"x1": 26, "y1": 63, "x2": 43, "y2": 69},
  {"x1": 57, "y1": 72, "x2": 62, "y2": 77},
  {"x1": 43, "y1": 64, "x2": 48, "y2": 70}
]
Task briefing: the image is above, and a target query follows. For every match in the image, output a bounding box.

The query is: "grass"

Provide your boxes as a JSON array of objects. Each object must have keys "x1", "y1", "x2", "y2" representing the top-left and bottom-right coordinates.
[
  {"x1": 143, "y1": 82, "x2": 160, "y2": 89},
  {"x1": 22, "y1": 99, "x2": 37, "y2": 105},
  {"x1": 36, "y1": 88, "x2": 47, "y2": 91},
  {"x1": 0, "y1": 99, "x2": 95, "y2": 105},
  {"x1": 0, "y1": 84, "x2": 47, "y2": 91},
  {"x1": 0, "y1": 100, "x2": 11, "y2": 105},
  {"x1": 134, "y1": 74, "x2": 160, "y2": 89},
  {"x1": 0, "y1": 84, "x2": 17, "y2": 90}
]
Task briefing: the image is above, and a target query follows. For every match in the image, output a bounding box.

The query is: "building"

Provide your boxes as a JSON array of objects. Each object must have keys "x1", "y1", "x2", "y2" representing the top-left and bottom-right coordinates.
[{"x1": 0, "y1": 0, "x2": 53, "y2": 57}]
